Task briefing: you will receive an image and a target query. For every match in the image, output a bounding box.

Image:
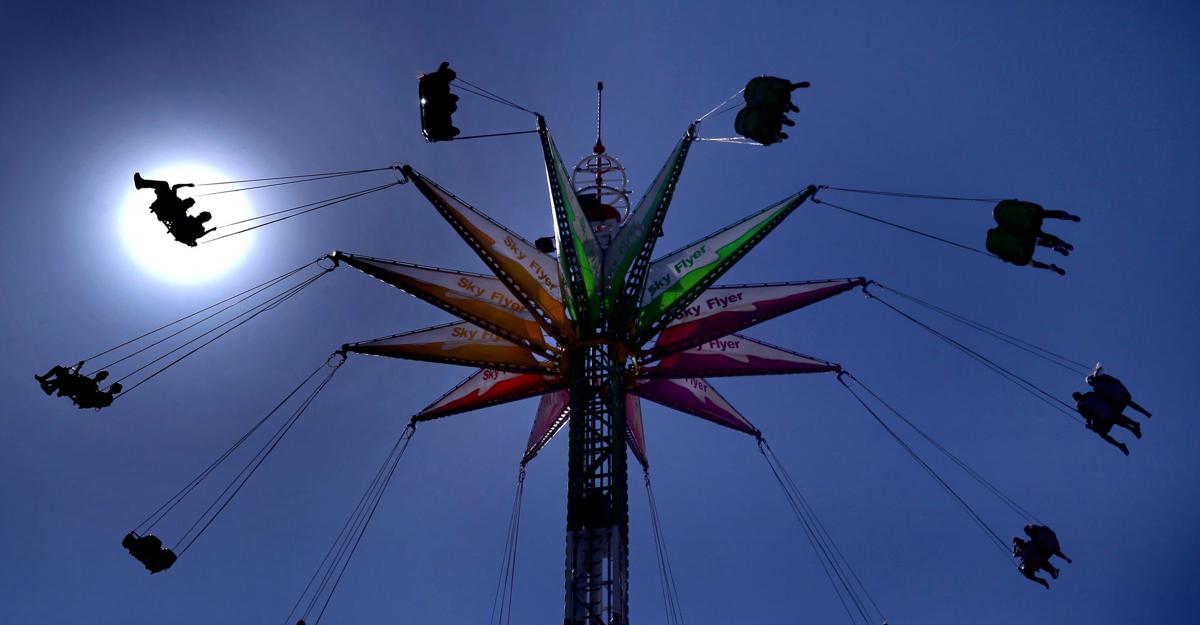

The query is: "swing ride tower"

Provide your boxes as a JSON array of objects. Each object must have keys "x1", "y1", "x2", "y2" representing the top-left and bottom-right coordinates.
[
  {"x1": 562, "y1": 339, "x2": 630, "y2": 625},
  {"x1": 78, "y1": 65, "x2": 1125, "y2": 625},
  {"x1": 559, "y1": 82, "x2": 633, "y2": 624}
]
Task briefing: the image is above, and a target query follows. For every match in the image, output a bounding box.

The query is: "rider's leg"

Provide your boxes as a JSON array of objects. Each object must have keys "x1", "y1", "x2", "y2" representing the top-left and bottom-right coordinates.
[
  {"x1": 1030, "y1": 260, "x2": 1066, "y2": 275},
  {"x1": 1042, "y1": 209, "x2": 1081, "y2": 222}
]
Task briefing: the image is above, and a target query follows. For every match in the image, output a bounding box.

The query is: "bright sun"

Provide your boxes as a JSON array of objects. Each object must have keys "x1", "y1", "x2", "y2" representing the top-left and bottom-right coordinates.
[{"x1": 119, "y1": 163, "x2": 256, "y2": 284}]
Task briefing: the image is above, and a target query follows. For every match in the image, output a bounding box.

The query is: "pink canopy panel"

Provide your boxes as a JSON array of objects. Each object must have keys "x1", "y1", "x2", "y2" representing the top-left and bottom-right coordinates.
[
  {"x1": 626, "y1": 395, "x2": 648, "y2": 468},
  {"x1": 641, "y1": 333, "x2": 838, "y2": 379},
  {"x1": 523, "y1": 390, "x2": 570, "y2": 464},
  {"x1": 521, "y1": 391, "x2": 649, "y2": 469},
  {"x1": 647, "y1": 278, "x2": 864, "y2": 360}
]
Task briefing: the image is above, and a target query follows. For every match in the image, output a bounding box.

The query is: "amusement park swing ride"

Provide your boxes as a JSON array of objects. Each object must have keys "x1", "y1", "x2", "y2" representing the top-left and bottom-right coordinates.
[{"x1": 35, "y1": 64, "x2": 1153, "y2": 625}]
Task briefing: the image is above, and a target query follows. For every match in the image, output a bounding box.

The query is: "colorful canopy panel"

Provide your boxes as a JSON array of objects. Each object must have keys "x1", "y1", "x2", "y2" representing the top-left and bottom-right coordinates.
[{"x1": 345, "y1": 127, "x2": 859, "y2": 467}]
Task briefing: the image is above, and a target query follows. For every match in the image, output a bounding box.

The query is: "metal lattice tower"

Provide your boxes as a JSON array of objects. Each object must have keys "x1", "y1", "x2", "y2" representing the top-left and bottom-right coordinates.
[
  {"x1": 564, "y1": 341, "x2": 630, "y2": 625},
  {"x1": 564, "y1": 81, "x2": 633, "y2": 624}
]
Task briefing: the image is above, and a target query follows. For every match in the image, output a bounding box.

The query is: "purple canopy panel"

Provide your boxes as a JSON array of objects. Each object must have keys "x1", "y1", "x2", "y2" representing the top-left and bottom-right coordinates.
[
  {"x1": 647, "y1": 278, "x2": 865, "y2": 360},
  {"x1": 633, "y1": 377, "x2": 759, "y2": 436},
  {"x1": 641, "y1": 333, "x2": 838, "y2": 378},
  {"x1": 523, "y1": 390, "x2": 570, "y2": 464}
]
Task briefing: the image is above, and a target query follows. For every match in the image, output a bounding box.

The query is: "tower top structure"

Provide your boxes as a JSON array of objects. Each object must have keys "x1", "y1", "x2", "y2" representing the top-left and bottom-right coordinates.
[{"x1": 572, "y1": 81, "x2": 630, "y2": 245}]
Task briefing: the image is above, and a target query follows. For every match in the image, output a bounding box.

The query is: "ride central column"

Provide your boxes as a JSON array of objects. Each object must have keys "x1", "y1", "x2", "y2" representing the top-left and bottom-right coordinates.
[{"x1": 564, "y1": 340, "x2": 629, "y2": 625}]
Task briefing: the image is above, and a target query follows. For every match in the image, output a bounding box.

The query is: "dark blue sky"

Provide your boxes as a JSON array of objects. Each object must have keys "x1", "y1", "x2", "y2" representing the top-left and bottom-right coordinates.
[{"x1": 3, "y1": 2, "x2": 1198, "y2": 624}]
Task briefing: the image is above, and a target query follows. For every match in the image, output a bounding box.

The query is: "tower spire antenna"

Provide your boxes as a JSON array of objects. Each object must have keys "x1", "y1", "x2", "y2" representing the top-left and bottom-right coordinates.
[
  {"x1": 593, "y1": 81, "x2": 605, "y2": 155},
  {"x1": 572, "y1": 79, "x2": 630, "y2": 232}
]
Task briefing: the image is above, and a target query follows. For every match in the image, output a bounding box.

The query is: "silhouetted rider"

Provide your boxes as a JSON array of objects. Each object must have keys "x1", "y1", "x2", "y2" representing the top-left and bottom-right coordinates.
[
  {"x1": 168, "y1": 210, "x2": 214, "y2": 247},
  {"x1": 135, "y1": 172, "x2": 195, "y2": 225},
  {"x1": 1087, "y1": 364, "x2": 1151, "y2": 418},
  {"x1": 1073, "y1": 390, "x2": 1141, "y2": 455},
  {"x1": 1013, "y1": 537, "x2": 1057, "y2": 589},
  {"x1": 35, "y1": 360, "x2": 84, "y2": 395}
]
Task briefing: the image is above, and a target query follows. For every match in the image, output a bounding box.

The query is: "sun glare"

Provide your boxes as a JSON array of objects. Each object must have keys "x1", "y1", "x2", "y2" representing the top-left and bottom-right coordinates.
[{"x1": 118, "y1": 163, "x2": 256, "y2": 284}]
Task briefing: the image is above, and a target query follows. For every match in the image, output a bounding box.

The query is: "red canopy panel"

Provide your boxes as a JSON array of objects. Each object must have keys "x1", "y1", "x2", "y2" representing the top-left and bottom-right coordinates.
[
  {"x1": 405, "y1": 168, "x2": 569, "y2": 336},
  {"x1": 640, "y1": 334, "x2": 838, "y2": 379},
  {"x1": 646, "y1": 278, "x2": 865, "y2": 360},
  {"x1": 633, "y1": 377, "x2": 759, "y2": 437},
  {"x1": 345, "y1": 321, "x2": 549, "y2": 374},
  {"x1": 416, "y1": 368, "x2": 563, "y2": 422},
  {"x1": 336, "y1": 253, "x2": 553, "y2": 354}
]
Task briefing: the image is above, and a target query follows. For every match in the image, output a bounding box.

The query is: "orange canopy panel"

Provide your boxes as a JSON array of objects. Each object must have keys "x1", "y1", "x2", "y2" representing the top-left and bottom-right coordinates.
[
  {"x1": 406, "y1": 169, "x2": 568, "y2": 335},
  {"x1": 338, "y1": 253, "x2": 552, "y2": 353},
  {"x1": 345, "y1": 321, "x2": 549, "y2": 373}
]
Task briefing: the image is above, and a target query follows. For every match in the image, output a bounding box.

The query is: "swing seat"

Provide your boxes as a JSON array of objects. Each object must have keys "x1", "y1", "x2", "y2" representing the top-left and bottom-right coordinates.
[
  {"x1": 1092, "y1": 375, "x2": 1131, "y2": 407},
  {"x1": 744, "y1": 76, "x2": 800, "y2": 112},
  {"x1": 985, "y1": 227, "x2": 1034, "y2": 265},
  {"x1": 123, "y1": 532, "x2": 177, "y2": 573},
  {"x1": 993, "y1": 200, "x2": 1043, "y2": 233},
  {"x1": 734, "y1": 108, "x2": 783, "y2": 145}
]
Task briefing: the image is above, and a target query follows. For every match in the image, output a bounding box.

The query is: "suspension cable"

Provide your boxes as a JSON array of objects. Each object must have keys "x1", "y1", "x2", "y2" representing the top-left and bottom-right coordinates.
[
  {"x1": 451, "y1": 130, "x2": 540, "y2": 142},
  {"x1": 115, "y1": 269, "x2": 323, "y2": 387},
  {"x1": 202, "y1": 181, "x2": 401, "y2": 244},
  {"x1": 113, "y1": 265, "x2": 333, "y2": 396},
  {"x1": 836, "y1": 374, "x2": 1014, "y2": 563},
  {"x1": 644, "y1": 471, "x2": 685, "y2": 625},
  {"x1": 282, "y1": 426, "x2": 408, "y2": 625},
  {"x1": 863, "y1": 289, "x2": 1082, "y2": 424},
  {"x1": 193, "y1": 167, "x2": 396, "y2": 187},
  {"x1": 694, "y1": 137, "x2": 764, "y2": 145},
  {"x1": 844, "y1": 372, "x2": 1042, "y2": 524},
  {"x1": 870, "y1": 283, "x2": 1091, "y2": 374},
  {"x1": 300, "y1": 423, "x2": 417, "y2": 625},
  {"x1": 819, "y1": 186, "x2": 1009, "y2": 203},
  {"x1": 195, "y1": 167, "x2": 396, "y2": 196},
  {"x1": 122, "y1": 355, "x2": 345, "y2": 565},
  {"x1": 134, "y1": 357, "x2": 336, "y2": 534},
  {"x1": 695, "y1": 88, "x2": 745, "y2": 123},
  {"x1": 711, "y1": 101, "x2": 744, "y2": 118},
  {"x1": 490, "y1": 466, "x2": 526, "y2": 625},
  {"x1": 174, "y1": 355, "x2": 345, "y2": 556},
  {"x1": 454, "y1": 82, "x2": 524, "y2": 110},
  {"x1": 214, "y1": 182, "x2": 402, "y2": 229},
  {"x1": 811, "y1": 195, "x2": 997, "y2": 259},
  {"x1": 445, "y1": 79, "x2": 539, "y2": 141},
  {"x1": 80, "y1": 259, "x2": 320, "y2": 365},
  {"x1": 762, "y1": 443, "x2": 885, "y2": 622},
  {"x1": 91, "y1": 263, "x2": 318, "y2": 375},
  {"x1": 454, "y1": 76, "x2": 537, "y2": 115},
  {"x1": 757, "y1": 438, "x2": 882, "y2": 625}
]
